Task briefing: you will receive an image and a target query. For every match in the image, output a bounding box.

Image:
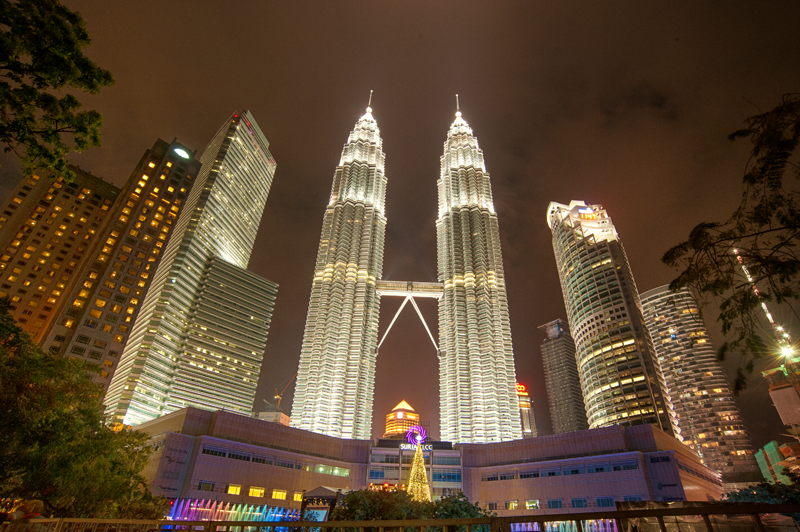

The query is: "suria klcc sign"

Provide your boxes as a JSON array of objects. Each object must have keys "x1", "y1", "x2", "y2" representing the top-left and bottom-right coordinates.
[{"x1": 400, "y1": 424, "x2": 432, "y2": 450}]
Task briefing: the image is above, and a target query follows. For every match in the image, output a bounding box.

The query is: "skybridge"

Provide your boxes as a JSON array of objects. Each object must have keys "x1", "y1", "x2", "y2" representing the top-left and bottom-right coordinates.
[{"x1": 376, "y1": 280, "x2": 443, "y2": 352}]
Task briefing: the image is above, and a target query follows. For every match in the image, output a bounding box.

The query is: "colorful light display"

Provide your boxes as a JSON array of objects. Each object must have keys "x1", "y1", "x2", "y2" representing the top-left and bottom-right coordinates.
[
  {"x1": 167, "y1": 498, "x2": 299, "y2": 523},
  {"x1": 406, "y1": 424, "x2": 427, "y2": 444}
]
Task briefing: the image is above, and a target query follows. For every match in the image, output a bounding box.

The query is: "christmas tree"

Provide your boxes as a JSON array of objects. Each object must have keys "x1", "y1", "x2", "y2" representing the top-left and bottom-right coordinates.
[{"x1": 407, "y1": 443, "x2": 432, "y2": 502}]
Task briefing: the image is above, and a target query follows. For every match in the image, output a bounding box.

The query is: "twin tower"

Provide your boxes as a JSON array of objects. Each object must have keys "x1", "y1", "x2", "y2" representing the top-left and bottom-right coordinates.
[{"x1": 291, "y1": 106, "x2": 520, "y2": 443}]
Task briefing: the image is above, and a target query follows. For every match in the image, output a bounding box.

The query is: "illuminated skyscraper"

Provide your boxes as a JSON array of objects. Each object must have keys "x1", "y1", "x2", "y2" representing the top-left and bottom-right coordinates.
[
  {"x1": 292, "y1": 106, "x2": 387, "y2": 439},
  {"x1": 384, "y1": 400, "x2": 420, "y2": 438},
  {"x1": 516, "y1": 383, "x2": 538, "y2": 438},
  {"x1": 437, "y1": 110, "x2": 520, "y2": 443},
  {"x1": 105, "y1": 111, "x2": 278, "y2": 426},
  {"x1": 640, "y1": 285, "x2": 758, "y2": 480},
  {"x1": 41, "y1": 139, "x2": 199, "y2": 391},
  {"x1": 0, "y1": 169, "x2": 118, "y2": 340},
  {"x1": 538, "y1": 319, "x2": 589, "y2": 434},
  {"x1": 547, "y1": 201, "x2": 676, "y2": 436}
]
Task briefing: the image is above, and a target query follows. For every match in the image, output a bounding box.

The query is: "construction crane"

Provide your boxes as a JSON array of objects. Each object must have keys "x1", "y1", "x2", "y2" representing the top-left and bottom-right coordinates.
[{"x1": 274, "y1": 372, "x2": 297, "y2": 408}]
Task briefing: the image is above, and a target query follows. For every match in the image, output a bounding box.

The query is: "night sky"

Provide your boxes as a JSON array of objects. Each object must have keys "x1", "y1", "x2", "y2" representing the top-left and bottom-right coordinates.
[{"x1": 2, "y1": 2, "x2": 800, "y2": 449}]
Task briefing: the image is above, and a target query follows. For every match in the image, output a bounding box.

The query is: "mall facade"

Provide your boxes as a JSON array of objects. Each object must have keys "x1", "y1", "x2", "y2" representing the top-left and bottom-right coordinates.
[{"x1": 137, "y1": 407, "x2": 723, "y2": 517}]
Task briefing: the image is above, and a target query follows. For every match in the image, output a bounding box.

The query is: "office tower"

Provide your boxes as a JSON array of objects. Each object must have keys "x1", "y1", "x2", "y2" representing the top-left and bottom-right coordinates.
[
  {"x1": 384, "y1": 400, "x2": 420, "y2": 438},
  {"x1": 292, "y1": 105, "x2": 387, "y2": 439},
  {"x1": 0, "y1": 169, "x2": 119, "y2": 340},
  {"x1": 538, "y1": 319, "x2": 589, "y2": 434},
  {"x1": 516, "y1": 383, "x2": 538, "y2": 438},
  {"x1": 762, "y1": 356, "x2": 800, "y2": 442},
  {"x1": 40, "y1": 140, "x2": 200, "y2": 390},
  {"x1": 105, "y1": 111, "x2": 278, "y2": 426},
  {"x1": 437, "y1": 110, "x2": 520, "y2": 443},
  {"x1": 640, "y1": 285, "x2": 759, "y2": 478},
  {"x1": 547, "y1": 201, "x2": 676, "y2": 435}
]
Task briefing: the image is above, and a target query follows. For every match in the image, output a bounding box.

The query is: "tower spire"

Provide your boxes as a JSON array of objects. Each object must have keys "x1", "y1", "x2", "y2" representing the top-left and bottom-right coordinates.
[
  {"x1": 367, "y1": 89, "x2": 373, "y2": 112},
  {"x1": 292, "y1": 106, "x2": 387, "y2": 439},
  {"x1": 455, "y1": 94, "x2": 460, "y2": 116}
]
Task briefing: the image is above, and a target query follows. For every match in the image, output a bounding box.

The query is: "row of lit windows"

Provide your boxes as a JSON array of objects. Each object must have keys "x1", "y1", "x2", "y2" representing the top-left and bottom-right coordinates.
[
  {"x1": 195, "y1": 481, "x2": 302, "y2": 501},
  {"x1": 486, "y1": 495, "x2": 641, "y2": 511}
]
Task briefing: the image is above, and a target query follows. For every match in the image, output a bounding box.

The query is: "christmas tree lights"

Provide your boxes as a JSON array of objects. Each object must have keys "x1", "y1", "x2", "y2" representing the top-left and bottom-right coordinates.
[{"x1": 406, "y1": 443, "x2": 431, "y2": 503}]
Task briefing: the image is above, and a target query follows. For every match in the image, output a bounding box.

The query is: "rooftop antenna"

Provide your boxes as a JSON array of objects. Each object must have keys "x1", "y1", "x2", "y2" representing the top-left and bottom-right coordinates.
[
  {"x1": 456, "y1": 94, "x2": 461, "y2": 116},
  {"x1": 367, "y1": 89, "x2": 373, "y2": 111}
]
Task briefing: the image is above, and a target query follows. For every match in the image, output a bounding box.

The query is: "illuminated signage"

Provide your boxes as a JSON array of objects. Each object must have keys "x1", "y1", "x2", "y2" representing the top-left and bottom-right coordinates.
[
  {"x1": 406, "y1": 424, "x2": 427, "y2": 445},
  {"x1": 400, "y1": 443, "x2": 433, "y2": 451},
  {"x1": 516, "y1": 383, "x2": 529, "y2": 396},
  {"x1": 579, "y1": 213, "x2": 598, "y2": 220}
]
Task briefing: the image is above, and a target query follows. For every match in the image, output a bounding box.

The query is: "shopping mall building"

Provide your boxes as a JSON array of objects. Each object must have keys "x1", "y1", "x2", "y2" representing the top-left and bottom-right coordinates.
[{"x1": 136, "y1": 408, "x2": 723, "y2": 518}]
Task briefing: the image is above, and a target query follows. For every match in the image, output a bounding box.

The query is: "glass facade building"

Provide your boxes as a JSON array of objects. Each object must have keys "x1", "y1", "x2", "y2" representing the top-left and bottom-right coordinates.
[
  {"x1": 437, "y1": 111, "x2": 520, "y2": 443},
  {"x1": 292, "y1": 106, "x2": 387, "y2": 439},
  {"x1": 547, "y1": 201, "x2": 676, "y2": 435},
  {"x1": 538, "y1": 319, "x2": 589, "y2": 434},
  {"x1": 640, "y1": 285, "x2": 758, "y2": 480},
  {"x1": 105, "y1": 111, "x2": 278, "y2": 426}
]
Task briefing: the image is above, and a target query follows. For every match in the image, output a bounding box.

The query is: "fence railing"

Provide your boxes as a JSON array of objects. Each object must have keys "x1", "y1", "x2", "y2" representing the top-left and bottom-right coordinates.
[{"x1": 2, "y1": 503, "x2": 799, "y2": 532}]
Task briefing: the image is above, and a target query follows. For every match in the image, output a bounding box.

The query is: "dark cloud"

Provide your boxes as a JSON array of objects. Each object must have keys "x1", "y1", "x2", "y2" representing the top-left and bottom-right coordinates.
[{"x1": 2, "y1": 0, "x2": 798, "y2": 447}]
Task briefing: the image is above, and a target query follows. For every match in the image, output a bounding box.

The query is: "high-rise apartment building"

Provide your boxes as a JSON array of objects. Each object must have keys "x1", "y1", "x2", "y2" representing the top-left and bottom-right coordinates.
[
  {"x1": 516, "y1": 383, "x2": 538, "y2": 438},
  {"x1": 105, "y1": 111, "x2": 278, "y2": 426},
  {"x1": 40, "y1": 139, "x2": 200, "y2": 390},
  {"x1": 437, "y1": 110, "x2": 520, "y2": 443},
  {"x1": 384, "y1": 400, "x2": 420, "y2": 438},
  {"x1": 547, "y1": 201, "x2": 676, "y2": 436},
  {"x1": 0, "y1": 169, "x2": 119, "y2": 340},
  {"x1": 640, "y1": 285, "x2": 759, "y2": 480},
  {"x1": 538, "y1": 319, "x2": 588, "y2": 434},
  {"x1": 292, "y1": 106, "x2": 387, "y2": 440}
]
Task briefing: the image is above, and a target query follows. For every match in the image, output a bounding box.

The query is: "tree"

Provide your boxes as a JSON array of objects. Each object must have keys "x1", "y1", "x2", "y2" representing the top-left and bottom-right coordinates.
[
  {"x1": 330, "y1": 490, "x2": 427, "y2": 522},
  {"x1": 0, "y1": 0, "x2": 114, "y2": 178},
  {"x1": 330, "y1": 490, "x2": 492, "y2": 532},
  {"x1": 663, "y1": 93, "x2": 800, "y2": 391},
  {"x1": 725, "y1": 472, "x2": 800, "y2": 520},
  {"x1": 0, "y1": 298, "x2": 166, "y2": 518}
]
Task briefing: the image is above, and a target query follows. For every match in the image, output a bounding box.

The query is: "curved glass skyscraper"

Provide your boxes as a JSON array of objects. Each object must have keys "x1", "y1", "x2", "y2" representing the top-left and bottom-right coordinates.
[
  {"x1": 547, "y1": 200, "x2": 676, "y2": 436},
  {"x1": 640, "y1": 285, "x2": 758, "y2": 480},
  {"x1": 436, "y1": 111, "x2": 520, "y2": 443},
  {"x1": 291, "y1": 106, "x2": 387, "y2": 440}
]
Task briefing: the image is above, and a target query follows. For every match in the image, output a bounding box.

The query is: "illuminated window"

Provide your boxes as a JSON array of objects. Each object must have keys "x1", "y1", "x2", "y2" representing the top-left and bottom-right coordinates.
[
  {"x1": 272, "y1": 489, "x2": 286, "y2": 500},
  {"x1": 249, "y1": 487, "x2": 265, "y2": 497},
  {"x1": 226, "y1": 484, "x2": 241, "y2": 495},
  {"x1": 525, "y1": 500, "x2": 540, "y2": 510}
]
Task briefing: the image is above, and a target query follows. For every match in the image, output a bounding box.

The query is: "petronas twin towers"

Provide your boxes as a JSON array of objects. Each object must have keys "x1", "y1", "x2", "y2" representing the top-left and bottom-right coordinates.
[{"x1": 292, "y1": 105, "x2": 520, "y2": 443}]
